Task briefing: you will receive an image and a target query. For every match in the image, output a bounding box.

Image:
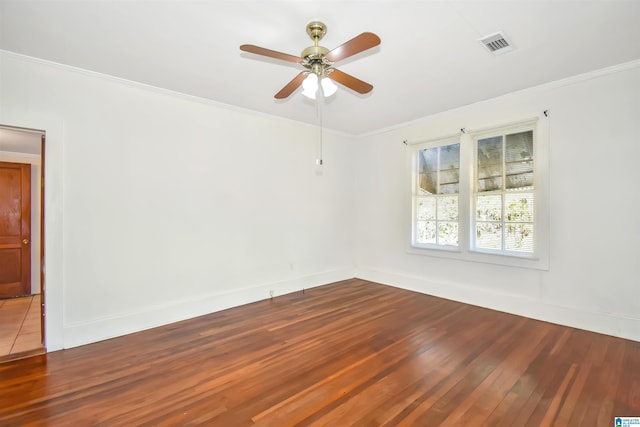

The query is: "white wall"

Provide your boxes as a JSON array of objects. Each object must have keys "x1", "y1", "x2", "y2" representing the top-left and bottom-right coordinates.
[
  {"x1": 353, "y1": 62, "x2": 640, "y2": 342},
  {"x1": 2, "y1": 50, "x2": 639, "y2": 350},
  {"x1": 0, "y1": 52, "x2": 356, "y2": 350},
  {"x1": 0, "y1": 151, "x2": 41, "y2": 295}
]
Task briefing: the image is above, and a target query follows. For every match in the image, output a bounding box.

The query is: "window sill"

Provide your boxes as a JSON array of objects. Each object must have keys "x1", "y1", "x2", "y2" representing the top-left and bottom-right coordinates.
[
  {"x1": 411, "y1": 243, "x2": 460, "y2": 253},
  {"x1": 407, "y1": 244, "x2": 549, "y2": 271}
]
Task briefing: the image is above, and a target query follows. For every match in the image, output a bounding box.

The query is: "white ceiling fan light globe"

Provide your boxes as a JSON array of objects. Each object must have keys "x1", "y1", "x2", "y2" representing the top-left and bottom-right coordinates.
[
  {"x1": 302, "y1": 73, "x2": 319, "y2": 99},
  {"x1": 321, "y1": 77, "x2": 337, "y2": 97}
]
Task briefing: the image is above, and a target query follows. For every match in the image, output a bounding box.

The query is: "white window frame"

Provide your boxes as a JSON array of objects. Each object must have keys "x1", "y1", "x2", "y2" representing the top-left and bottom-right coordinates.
[
  {"x1": 408, "y1": 115, "x2": 549, "y2": 270},
  {"x1": 411, "y1": 136, "x2": 461, "y2": 251}
]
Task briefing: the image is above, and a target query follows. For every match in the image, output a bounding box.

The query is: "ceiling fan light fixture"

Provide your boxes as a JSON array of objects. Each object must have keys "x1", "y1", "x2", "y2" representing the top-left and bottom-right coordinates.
[
  {"x1": 302, "y1": 73, "x2": 319, "y2": 99},
  {"x1": 240, "y1": 21, "x2": 380, "y2": 99},
  {"x1": 321, "y1": 77, "x2": 337, "y2": 97}
]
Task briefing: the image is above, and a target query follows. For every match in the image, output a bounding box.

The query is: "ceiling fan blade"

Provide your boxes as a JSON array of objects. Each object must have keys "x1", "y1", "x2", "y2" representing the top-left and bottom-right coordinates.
[
  {"x1": 325, "y1": 32, "x2": 381, "y2": 62},
  {"x1": 240, "y1": 44, "x2": 301, "y2": 63},
  {"x1": 275, "y1": 72, "x2": 307, "y2": 99},
  {"x1": 328, "y1": 69, "x2": 373, "y2": 94}
]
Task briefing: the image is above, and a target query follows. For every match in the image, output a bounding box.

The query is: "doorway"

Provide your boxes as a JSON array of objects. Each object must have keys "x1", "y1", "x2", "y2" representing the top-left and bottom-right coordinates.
[{"x1": 0, "y1": 126, "x2": 45, "y2": 361}]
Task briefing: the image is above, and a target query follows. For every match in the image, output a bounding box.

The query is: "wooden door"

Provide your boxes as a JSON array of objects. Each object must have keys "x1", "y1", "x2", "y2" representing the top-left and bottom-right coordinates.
[{"x1": 0, "y1": 162, "x2": 31, "y2": 298}]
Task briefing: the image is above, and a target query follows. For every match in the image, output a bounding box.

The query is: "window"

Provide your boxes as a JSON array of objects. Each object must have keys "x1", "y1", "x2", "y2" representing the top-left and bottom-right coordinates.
[
  {"x1": 413, "y1": 139, "x2": 460, "y2": 248},
  {"x1": 474, "y1": 128, "x2": 535, "y2": 254},
  {"x1": 410, "y1": 117, "x2": 548, "y2": 269}
]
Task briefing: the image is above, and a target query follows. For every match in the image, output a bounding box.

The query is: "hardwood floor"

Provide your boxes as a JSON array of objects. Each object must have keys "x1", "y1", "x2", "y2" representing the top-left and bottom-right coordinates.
[
  {"x1": 0, "y1": 279, "x2": 638, "y2": 426},
  {"x1": 0, "y1": 295, "x2": 44, "y2": 362}
]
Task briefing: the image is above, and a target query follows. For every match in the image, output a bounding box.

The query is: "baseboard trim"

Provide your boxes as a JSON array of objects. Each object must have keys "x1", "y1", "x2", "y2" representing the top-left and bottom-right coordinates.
[
  {"x1": 0, "y1": 347, "x2": 45, "y2": 364},
  {"x1": 355, "y1": 267, "x2": 640, "y2": 342},
  {"x1": 61, "y1": 268, "x2": 353, "y2": 349}
]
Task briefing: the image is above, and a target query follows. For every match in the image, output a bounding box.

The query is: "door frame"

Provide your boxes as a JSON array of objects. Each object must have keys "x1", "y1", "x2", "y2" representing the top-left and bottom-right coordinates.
[{"x1": 0, "y1": 125, "x2": 45, "y2": 348}]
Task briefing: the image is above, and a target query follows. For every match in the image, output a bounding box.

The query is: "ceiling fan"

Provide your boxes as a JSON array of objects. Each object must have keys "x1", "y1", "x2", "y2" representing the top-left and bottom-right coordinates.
[{"x1": 240, "y1": 21, "x2": 381, "y2": 99}]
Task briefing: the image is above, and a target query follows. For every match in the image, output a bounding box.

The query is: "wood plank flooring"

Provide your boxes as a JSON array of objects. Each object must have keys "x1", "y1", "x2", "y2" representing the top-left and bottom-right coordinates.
[
  {"x1": 0, "y1": 295, "x2": 44, "y2": 362},
  {"x1": 0, "y1": 279, "x2": 638, "y2": 426}
]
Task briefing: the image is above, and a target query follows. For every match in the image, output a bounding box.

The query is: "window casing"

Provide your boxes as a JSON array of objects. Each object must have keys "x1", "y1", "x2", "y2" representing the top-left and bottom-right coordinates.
[{"x1": 410, "y1": 117, "x2": 548, "y2": 269}]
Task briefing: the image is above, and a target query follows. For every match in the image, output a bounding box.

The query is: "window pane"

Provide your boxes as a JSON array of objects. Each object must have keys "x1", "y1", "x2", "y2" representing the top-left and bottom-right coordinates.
[
  {"x1": 505, "y1": 131, "x2": 533, "y2": 161},
  {"x1": 418, "y1": 148, "x2": 437, "y2": 194},
  {"x1": 439, "y1": 143, "x2": 460, "y2": 194},
  {"x1": 505, "y1": 223, "x2": 534, "y2": 253},
  {"x1": 505, "y1": 193, "x2": 534, "y2": 223},
  {"x1": 506, "y1": 131, "x2": 534, "y2": 189},
  {"x1": 438, "y1": 222, "x2": 459, "y2": 246},
  {"x1": 476, "y1": 194, "x2": 502, "y2": 221},
  {"x1": 505, "y1": 164, "x2": 533, "y2": 189},
  {"x1": 437, "y1": 196, "x2": 458, "y2": 221},
  {"x1": 439, "y1": 182, "x2": 459, "y2": 195},
  {"x1": 476, "y1": 222, "x2": 502, "y2": 250},
  {"x1": 477, "y1": 136, "x2": 503, "y2": 192},
  {"x1": 416, "y1": 220, "x2": 436, "y2": 244},
  {"x1": 416, "y1": 197, "x2": 435, "y2": 220}
]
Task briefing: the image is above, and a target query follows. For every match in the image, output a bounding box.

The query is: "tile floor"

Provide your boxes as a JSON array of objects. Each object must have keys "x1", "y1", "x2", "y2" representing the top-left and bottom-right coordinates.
[{"x1": 0, "y1": 295, "x2": 44, "y2": 360}]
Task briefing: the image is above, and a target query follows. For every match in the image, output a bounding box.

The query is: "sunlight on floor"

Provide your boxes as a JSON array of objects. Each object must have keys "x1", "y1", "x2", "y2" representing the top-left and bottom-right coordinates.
[{"x1": 0, "y1": 295, "x2": 43, "y2": 360}]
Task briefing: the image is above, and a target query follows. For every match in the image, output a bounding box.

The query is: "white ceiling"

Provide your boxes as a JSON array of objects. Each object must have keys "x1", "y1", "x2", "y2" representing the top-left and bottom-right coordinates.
[{"x1": 1, "y1": 1, "x2": 639, "y2": 135}]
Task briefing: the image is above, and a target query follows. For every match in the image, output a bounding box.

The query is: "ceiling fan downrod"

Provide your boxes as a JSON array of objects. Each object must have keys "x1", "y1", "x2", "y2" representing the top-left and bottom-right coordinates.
[{"x1": 301, "y1": 21, "x2": 331, "y2": 77}]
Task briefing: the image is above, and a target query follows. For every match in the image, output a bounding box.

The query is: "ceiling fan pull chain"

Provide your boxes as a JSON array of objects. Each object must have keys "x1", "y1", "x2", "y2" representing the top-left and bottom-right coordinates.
[{"x1": 316, "y1": 90, "x2": 323, "y2": 166}]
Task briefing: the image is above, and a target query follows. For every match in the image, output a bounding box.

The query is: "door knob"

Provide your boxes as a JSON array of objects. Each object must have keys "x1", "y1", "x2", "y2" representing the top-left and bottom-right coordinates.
[{"x1": 22, "y1": 239, "x2": 30, "y2": 245}]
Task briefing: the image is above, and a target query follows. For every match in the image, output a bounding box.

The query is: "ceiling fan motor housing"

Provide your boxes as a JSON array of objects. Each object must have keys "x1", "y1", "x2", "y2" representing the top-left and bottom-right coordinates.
[
  {"x1": 302, "y1": 21, "x2": 331, "y2": 76},
  {"x1": 301, "y1": 45, "x2": 329, "y2": 61}
]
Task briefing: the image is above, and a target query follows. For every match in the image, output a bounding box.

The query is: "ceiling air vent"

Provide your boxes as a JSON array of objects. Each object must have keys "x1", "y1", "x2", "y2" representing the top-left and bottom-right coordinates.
[{"x1": 479, "y1": 31, "x2": 513, "y2": 55}]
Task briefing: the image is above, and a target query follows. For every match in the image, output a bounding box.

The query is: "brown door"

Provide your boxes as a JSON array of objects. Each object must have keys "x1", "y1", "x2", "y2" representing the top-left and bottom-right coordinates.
[{"x1": 0, "y1": 162, "x2": 31, "y2": 298}]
